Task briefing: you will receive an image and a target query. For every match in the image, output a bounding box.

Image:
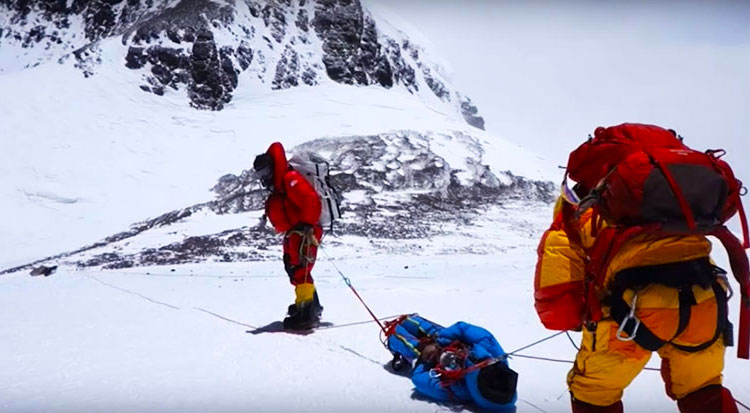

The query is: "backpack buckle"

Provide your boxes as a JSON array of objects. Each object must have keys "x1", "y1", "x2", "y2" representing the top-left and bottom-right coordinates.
[{"x1": 616, "y1": 293, "x2": 641, "y2": 342}]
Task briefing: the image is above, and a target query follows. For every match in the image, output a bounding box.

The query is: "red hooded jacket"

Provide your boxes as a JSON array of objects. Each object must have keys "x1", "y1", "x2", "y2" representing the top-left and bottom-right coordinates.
[{"x1": 264, "y1": 142, "x2": 322, "y2": 233}]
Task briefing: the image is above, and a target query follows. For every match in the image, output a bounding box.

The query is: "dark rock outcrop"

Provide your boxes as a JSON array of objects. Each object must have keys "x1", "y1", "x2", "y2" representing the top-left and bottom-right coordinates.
[
  {"x1": 312, "y1": 0, "x2": 393, "y2": 88},
  {"x1": 460, "y1": 96, "x2": 485, "y2": 130},
  {"x1": 0, "y1": 0, "x2": 486, "y2": 127}
]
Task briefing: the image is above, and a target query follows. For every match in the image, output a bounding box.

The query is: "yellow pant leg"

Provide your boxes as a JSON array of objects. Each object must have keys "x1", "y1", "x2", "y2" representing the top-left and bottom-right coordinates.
[
  {"x1": 657, "y1": 326, "x2": 725, "y2": 400},
  {"x1": 568, "y1": 320, "x2": 652, "y2": 406}
]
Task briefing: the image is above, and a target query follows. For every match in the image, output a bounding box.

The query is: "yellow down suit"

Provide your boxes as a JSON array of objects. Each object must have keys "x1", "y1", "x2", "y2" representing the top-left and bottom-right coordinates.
[{"x1": 534, "y1": 201, "x2": 737, "y2": 412}]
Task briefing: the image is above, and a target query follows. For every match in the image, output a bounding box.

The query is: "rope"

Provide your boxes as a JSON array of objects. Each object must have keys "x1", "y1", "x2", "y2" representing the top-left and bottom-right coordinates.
[
  {"x1": 565, "y1": 331, "x2": 580, "y2": 351},
  {"x1": 509, "y1": 354, "x2": 660, "y2": 372},
  {"x1": 316, "y1": 314, "x2": 403, "y2": 330},
  {"x1": 738, "y1": 399, "x2": 750, "y2": 412},
  {"x1": 320, "y1": 247, "x2": 386, "y2": 334},
  {"x1": 510, "y1": 354, "x2": 577, "y2": 365},
  {"x1": 506, "y1": 331, "x2": 566, "y2": 356}
]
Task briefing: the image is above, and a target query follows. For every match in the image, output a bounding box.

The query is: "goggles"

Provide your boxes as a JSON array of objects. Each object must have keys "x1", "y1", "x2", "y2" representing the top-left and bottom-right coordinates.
[{"x1": 439, "y1": 351, "x2": 462, "y2": 371}]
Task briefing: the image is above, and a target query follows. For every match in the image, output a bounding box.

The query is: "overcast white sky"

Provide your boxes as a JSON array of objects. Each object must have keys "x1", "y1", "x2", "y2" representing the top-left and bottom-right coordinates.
[{"x1": 367, "y1": 0, "x2": 750, "y2": 182}]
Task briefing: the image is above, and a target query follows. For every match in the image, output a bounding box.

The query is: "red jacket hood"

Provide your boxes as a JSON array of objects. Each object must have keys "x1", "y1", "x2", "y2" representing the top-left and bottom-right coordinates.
[{"x1": 266, "y1": 142, "x2": 288, "y2": 192}]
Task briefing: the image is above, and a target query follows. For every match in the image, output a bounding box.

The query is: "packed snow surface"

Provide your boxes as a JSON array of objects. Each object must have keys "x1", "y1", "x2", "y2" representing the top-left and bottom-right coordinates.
[{"x1": 2, "y1": 235, "x2": 749, "y2": 412}]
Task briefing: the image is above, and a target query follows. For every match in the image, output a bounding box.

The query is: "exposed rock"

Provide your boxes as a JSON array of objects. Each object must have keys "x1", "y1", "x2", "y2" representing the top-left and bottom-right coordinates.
[
  {"x1": 0, "y1": 130, "x2": 554, "y2": 273},
  {"x1": 188, "y1": 29, "x2": 233, "y2": 109},
  {"x1": 312, "y1": 2, "x2": 393, "y2": 88},
  {"x1": 460, "y1": 96, "x2": 486, "y2": 130},
  {"x1": 1, "y1": 0, "x2": 486, "y2": 121},
  {"x1": 273, "y1": 44, "x2": 301, "y2": 89}
]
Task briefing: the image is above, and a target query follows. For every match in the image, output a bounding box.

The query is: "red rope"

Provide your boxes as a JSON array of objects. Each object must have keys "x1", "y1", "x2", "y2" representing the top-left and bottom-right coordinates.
[
  {"x1": 319, "y1": 247, "x2": 387, "y2": 334},
  {"x1": 345, "y1": 282, "x2": 386, "y2": 334}
]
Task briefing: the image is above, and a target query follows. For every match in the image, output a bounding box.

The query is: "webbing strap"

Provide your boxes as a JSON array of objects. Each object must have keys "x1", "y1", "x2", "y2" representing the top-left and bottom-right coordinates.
[
  {"x1": 584, "y1": 225, "x2": 657, "y2": 322},
  {"x1": 612, "y1": 282, "x2": 727, "y2": 353},
  {"x1": 738, "y1": 194, "x2": 750, "y2": 248},
  {"x1": 711, "y1": 226, "x2": 750, "y2": 359},
  {"x1": 392, "y1": 331, "x2": 421, "y2": 358},
  {"x1": 434, "y1": 358, "x2": 495, "y2": 388},
  {"x1": 673, "y1": 288, "x2": 695, "y2": 341}
]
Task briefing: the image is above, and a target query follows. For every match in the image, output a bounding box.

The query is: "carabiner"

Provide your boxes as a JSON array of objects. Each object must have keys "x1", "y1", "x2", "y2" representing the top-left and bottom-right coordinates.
[{"x1": 616, "y1": 293, "x2": 641, "y2": 342}]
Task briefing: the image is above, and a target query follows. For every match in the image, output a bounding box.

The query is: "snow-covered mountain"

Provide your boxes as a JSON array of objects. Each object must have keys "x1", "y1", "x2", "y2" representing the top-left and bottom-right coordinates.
[
  {"x1": 0, "y1": 0, "x2": 556, "y2": 272},
  {"x1": 2, "y1": 3, "x2": 750, "y2": 413},
  {"x1": 0, "y1": 0, "x2": 484, "y2": 128}
]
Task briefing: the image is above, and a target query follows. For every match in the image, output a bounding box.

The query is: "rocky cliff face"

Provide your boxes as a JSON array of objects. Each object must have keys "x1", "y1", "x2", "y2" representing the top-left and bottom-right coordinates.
[{"x1": 1, "y1": 0, "x2": 485, "y2": 126}]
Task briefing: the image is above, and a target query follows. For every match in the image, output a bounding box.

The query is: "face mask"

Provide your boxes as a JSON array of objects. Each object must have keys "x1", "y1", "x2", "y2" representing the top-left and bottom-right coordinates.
[
  {"x1": 256, "y1": 165, "x2": 274, "y2": 189},
  {"x1": 253, "y1": 153, "x2": 274, "y2": 189}
]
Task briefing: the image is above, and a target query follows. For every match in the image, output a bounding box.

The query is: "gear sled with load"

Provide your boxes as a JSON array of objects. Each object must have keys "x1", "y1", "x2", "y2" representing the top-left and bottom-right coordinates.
[{"x1": 383, "y1": 314, "x2": 518, "y2": 412}]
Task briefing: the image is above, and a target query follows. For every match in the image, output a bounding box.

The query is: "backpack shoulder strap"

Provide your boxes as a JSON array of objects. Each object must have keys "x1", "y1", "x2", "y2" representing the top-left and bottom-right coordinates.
[
  {"x1": 584, "y1": 224, "x2": 660, "y2": 323},
  {"x1": 711, "y1": 226, "x2": 750, "y2": 359}
]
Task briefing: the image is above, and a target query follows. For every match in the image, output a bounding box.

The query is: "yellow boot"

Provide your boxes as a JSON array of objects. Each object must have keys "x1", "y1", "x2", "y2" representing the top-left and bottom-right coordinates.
[{"x1": 284, "y1": 283, "x2": 322, "y2": 330}]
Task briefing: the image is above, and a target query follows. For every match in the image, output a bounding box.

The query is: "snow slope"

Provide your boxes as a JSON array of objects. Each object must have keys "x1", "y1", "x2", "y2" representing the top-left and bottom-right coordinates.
[
  {"x1": 4, "y1": 2, "x2": 746, "y2": 412},
  {"x1": 2, "y1": 233, "x2": 749, "y2": 412},
  {"x1": 0, "y1": 35, "x2": 555, "y2": 270}
]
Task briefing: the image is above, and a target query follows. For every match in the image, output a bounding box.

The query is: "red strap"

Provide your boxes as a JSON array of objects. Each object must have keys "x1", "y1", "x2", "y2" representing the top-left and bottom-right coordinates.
[
  {"x1": 741, "y1": 294, "x2": 750, "y2": 360},
  {"x1": 383, "y1": 315, "x2": 409, "y2": 337},
  {"x1": 584, "y1": 225, "x2": 658, "y2": 322},
  {"x1": 561, "y1": 202, "x2": 583, "y2": 247},
  {"x1": 436, "y1": 358, "x2": 495, "y2": 388},
  {"x1": 652, "y1": 158, "x2": 697, "y2": 230},
  {"x1": 711, "y1": 226, "x2": 750, "y2": 359},
  {"x1": 737, "y1": 193, "x2": 750, "y2": 249}
]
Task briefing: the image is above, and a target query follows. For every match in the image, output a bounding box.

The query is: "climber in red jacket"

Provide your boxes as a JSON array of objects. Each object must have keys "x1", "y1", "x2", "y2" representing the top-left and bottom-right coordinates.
[{"x1": 254, "y1": 142, "x2": 323, "y2": 330}]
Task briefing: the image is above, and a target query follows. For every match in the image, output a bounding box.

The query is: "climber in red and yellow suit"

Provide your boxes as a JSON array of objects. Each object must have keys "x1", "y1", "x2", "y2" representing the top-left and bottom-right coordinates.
[
  {"x1": 535, "y1": 198, "x2": 739, "y2": 413},
  {"x1": 254, "y1": 142, "x2": 323, "y2": 330}
]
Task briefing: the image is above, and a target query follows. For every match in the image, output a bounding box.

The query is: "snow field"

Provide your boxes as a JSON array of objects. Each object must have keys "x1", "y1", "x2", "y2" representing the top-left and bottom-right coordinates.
[{"x1": 2, "y1": 248, "x2": 748, "y2": 412}]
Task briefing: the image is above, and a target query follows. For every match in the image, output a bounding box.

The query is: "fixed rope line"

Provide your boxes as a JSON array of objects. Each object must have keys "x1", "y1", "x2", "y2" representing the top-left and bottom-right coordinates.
[
  {"x1": 565, "y1": 331, "x2": 580, "y2": 351},
  {"x1": 511, "y1": 354, "x2": 660, "y2": 372},
  {"x1": 506, "y1": 331, "x2": 566, "y2": 356},
  {"x1": 317, "y1": 314, "x2": 404, "y2": 330}
]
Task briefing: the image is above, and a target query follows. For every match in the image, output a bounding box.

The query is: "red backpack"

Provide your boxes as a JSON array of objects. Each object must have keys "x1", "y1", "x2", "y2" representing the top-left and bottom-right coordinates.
[{"x1": 564, "y1": 123, "x2": 750, "y2": 359}]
